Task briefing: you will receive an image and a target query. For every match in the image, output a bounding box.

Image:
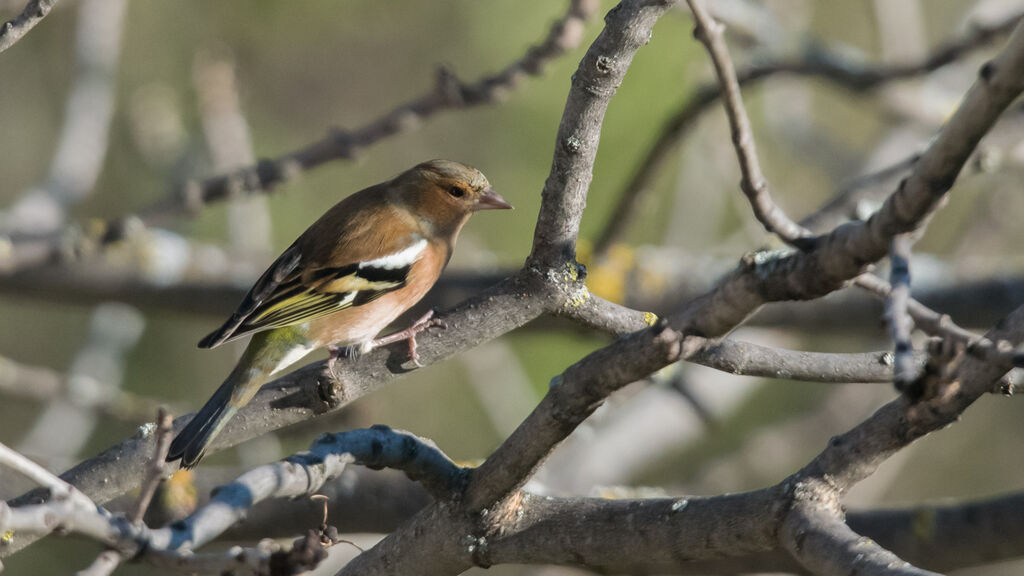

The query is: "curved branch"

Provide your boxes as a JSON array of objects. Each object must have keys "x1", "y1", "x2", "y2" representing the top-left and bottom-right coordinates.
[
  {"x1": 2, "y1": 427, "x2": 459, "y2": 572},
  {"x1": 672, "y1": 20, "x2": 1024, "y2": 339},
  {"x1": 783, "y1": 499, "x2": 940, "y2": 576},
  {"x1": 592, "y1": 9, "x2": 1023, "y2": 256},
  {"x1": 5, "y1": 273, "x2": 549, "y2": 519},
  {"x1": 686, "y1": 0, "x2": 810, "y2": 245}
]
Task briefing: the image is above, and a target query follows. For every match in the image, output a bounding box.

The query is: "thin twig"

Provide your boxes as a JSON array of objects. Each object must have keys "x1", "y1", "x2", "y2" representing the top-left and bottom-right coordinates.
[
  {"x1": 799, "y1": 151, "x2": 921, "y2": 234},
  {"x1": 0, "y1": 353, "x2": 169, "y2": 422},
  {"x1": 887, "y1": 235, "x2": 918, "y2": 390},
  {"x1": 685, "y1": 0, "x2": 810, "y2": 246},
  {"x1": 592, "y1": 9, "x2": 1023, "y2": 257},
  {"x1": 130, "y1": 409, "x2": 174, "y2": 524}
]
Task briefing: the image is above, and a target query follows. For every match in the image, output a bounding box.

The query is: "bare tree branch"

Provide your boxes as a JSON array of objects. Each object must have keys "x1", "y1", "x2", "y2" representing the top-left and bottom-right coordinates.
[
  {"x1": 686, "y1": 0, "x2": 810, "y2": 245},
  {"x1": 0, "y1": 352, "x2": 168, "y2": 423},
  {"x1": 2, "y1": 0, "x2": 125, "y2": 239},
  {"x1": 782, "y1": 498, "x2": 941, "y2": 576},
  {"x1": 592, "y1": 9, "x2": 1023, "y2": 257},
  {"x1": 2, "y1": 427, "x2": 458, "y2": 574},
  {"x1": 671, "y1": 21, "x2": 1024, "y2": 339},
  {"x1": 528, "y1": 0, "x2": 672, "y2": 268},
  {"x1": 130, "y1": 410, "x2": 173, "y2": 524},
  {"x1": 690, "y1": 341, "x2": 923, "y2": 384},
  {"x1": 0, "y1": 0, "x2": 59, "y2": 55},
  {"x1": 887, "y1": 235, "x2": 918, "y2": 389}
]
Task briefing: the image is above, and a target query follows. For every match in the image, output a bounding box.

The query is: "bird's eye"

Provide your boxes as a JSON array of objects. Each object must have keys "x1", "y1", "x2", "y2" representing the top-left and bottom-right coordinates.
[{"x1": 448, "y1": 186, "x2": 466, "y2": 198}]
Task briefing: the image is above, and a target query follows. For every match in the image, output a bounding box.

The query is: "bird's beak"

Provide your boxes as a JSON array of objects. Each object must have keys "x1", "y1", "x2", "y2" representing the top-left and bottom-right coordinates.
[{"x1": 475, "y1": 188, "x2": 514, "y2": 211}]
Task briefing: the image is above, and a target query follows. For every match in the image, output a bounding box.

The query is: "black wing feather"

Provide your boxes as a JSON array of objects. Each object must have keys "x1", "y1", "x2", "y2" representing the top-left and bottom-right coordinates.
[{"x1": 198, "y1": 249, "x2": 415, "y2": 348}]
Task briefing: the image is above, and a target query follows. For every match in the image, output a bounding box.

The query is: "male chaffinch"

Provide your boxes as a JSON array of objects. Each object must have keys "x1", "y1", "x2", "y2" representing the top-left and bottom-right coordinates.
[{"x1": 167, "y1": 159, "x2": 512, "y2": 468}]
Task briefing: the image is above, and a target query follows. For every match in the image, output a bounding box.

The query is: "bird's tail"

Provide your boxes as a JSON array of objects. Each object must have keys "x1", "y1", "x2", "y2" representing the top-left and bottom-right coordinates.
[
  {"x1": 166, "y1": 327, "x2": 312, "y2": 469},
  {"x1": 166, "y1": 379, "x2": 238, "y2": 469}
]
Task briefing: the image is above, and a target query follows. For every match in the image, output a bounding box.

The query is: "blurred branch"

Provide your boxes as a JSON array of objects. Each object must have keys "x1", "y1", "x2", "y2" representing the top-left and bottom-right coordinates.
[
  {"x1": 0, "y1": 353, "x2": 167, "y2": 423},
  {"x1": 592, "y1": 7, "x2": 1023, "y2": 257},
  {"x1": 887, "y1": 235, "x2": 918, "y2": 390},
  {"x1": 17, "y1": 304, "x2": 145, "y2": 470},
  {"x1": 0, "y1": 0, "x2": 58, "y2": 55},
  {"x1": 2, "y1": 250, "x2": 1023, "y2": 335},
  {"x1": 798, "y1": 150, "x2": 920, "y2": 234},
  {"x1": 0, "y1": 0, "x2": 599, "y2": 273},
  {"x1": 1, "y1": 0, "x2": 125, "y2": 246},
  {"x1": 194, "y1": 49, "x2": 273, "y2": 269}
]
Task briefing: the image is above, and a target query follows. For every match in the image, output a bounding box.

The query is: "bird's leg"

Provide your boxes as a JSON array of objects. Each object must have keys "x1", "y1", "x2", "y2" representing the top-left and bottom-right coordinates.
[
  {"x1": 366, "y1": 309, "x2": 447, "y2": 367},
  {"x1": 327, "y1": 344, "x2": 346, "y2": 379}
]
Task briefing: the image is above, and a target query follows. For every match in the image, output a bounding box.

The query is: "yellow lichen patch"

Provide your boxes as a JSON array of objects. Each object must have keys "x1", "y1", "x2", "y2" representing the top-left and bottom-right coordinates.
[
  {"x1": 567, "y1": 287, "x2": 591, "y2": 308},
  {"x1": 454, "y1": 458, "x2": 485, "y2": 468},
  {"x1": 579, "y1": 242, "x2": 635, "y2": 304},
  {"x1": 563, "y1": 261, "x2": 579, "y2": 282}
]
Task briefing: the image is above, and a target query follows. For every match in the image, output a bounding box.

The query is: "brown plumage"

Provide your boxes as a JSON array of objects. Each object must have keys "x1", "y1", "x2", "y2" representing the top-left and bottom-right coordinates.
[{"x1": 168, "y1": 159, "x2": 512, "y2": 468}]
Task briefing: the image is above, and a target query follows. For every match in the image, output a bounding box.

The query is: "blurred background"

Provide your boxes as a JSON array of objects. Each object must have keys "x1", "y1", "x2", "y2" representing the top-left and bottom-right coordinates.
[{"x1": 2, "y1": 0, "x2": 1024, "y2": 574}]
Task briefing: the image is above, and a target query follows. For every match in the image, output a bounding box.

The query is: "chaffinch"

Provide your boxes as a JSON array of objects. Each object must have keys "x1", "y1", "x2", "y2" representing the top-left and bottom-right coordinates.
[{"x1": 167, "y1": 159, "x2": 512, "y2": 468}]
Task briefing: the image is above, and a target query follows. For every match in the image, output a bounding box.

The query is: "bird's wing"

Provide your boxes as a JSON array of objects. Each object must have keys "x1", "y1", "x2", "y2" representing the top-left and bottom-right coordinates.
[{"x1": 198, "y1": 237, "x2": 428, "y2": 349}]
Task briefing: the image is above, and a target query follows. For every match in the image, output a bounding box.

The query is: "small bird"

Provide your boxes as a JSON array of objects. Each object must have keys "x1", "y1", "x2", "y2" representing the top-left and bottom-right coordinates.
[{"x1": 166, "y1": 160, "x2": 512, "y2": 468}]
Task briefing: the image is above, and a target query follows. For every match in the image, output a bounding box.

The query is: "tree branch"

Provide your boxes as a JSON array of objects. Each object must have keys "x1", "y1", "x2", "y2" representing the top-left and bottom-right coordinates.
[
  {"x1": 592, "y1": 9, "x2": 1023, "y2": 256},
  {"x1": 887, "y1": 235, "x2": 918, "y2": 389},
  {"x1": 0, "y1": 0, "x2": 59, "y2": 55},
  {"x1": 782, "y1": 498, "x2": 941, "y2": 576},
  {"x1": 529, "y1": 0, "x2": 676, "y2": 268},
  {"x1": 685, "y1": 0, "x2": 810, "y2": 245},
  {"x1": 2, "y1": 427, "x2": 459, "y2": 573},
  {"x1": 671, "y1": 20, "x2": 1024, "y2": 339}
]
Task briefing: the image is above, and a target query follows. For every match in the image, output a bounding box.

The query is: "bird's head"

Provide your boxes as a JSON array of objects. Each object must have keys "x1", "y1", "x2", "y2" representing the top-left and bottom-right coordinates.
[{"x1": 394, "y1": 160, "x2": 512, "y2": 234}]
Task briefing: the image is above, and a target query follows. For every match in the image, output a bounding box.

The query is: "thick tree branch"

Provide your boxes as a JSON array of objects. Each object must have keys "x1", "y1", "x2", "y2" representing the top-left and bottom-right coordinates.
[
  {"x1": 464, "y1": 321, "x2": 683, "y2": 510},
  {"x1": 529, "y1": 0, "x2": 677, "y2": 268},
  {"x1": 2, "y1": 427, "x2": 459, "y2": 573},
  {"x1": 782, "y1": 498, "x2": 941, "y2": 576}
]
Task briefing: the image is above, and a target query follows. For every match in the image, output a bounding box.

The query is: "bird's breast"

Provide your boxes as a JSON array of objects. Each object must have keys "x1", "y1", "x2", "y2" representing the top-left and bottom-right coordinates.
[{"x1": 306, "y1": 245, "x2": 443, "y2": 347}]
